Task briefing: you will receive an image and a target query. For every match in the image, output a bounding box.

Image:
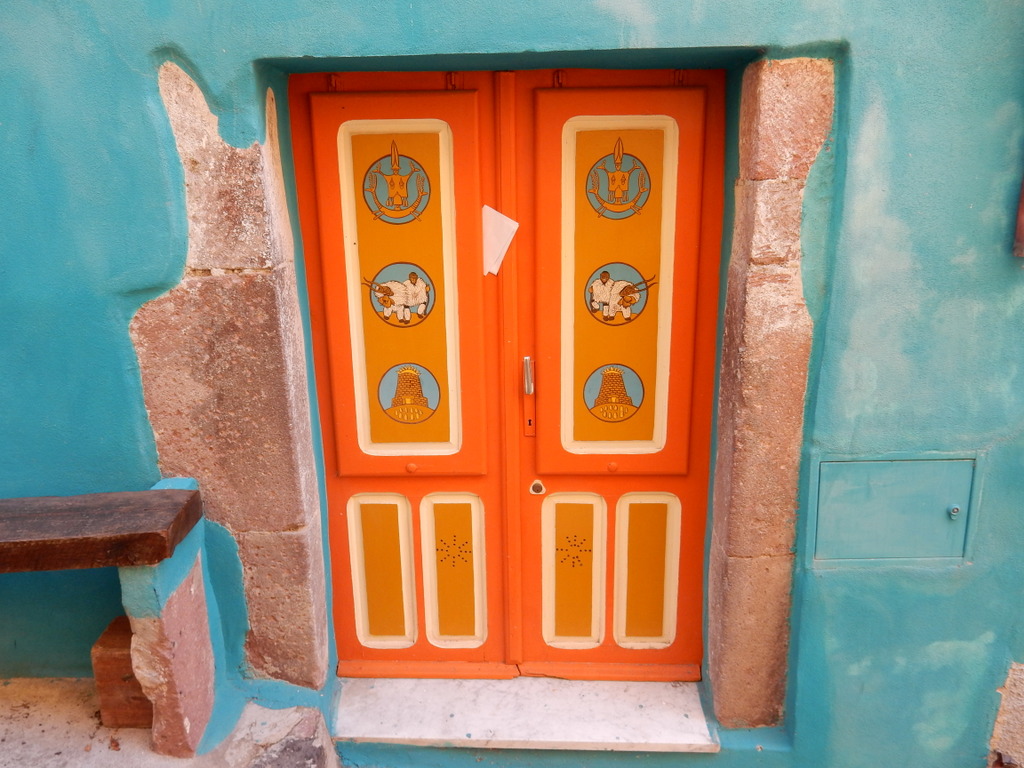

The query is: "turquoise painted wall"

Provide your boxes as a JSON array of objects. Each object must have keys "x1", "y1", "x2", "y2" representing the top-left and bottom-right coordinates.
[{"x1": 1, "y1": 0, "x2": 1023, "y2": 765}]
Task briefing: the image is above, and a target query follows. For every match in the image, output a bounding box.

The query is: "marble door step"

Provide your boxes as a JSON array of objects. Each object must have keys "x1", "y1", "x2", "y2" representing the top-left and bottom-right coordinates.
[{"x1": 333, "y1": 677, "x2": 719, "y2": 752}]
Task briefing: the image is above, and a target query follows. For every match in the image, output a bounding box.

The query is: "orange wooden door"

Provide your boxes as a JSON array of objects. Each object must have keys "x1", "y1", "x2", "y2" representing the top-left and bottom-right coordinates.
[{"x1": 290, "y1": 69, "x2": 723, "y2": 681}]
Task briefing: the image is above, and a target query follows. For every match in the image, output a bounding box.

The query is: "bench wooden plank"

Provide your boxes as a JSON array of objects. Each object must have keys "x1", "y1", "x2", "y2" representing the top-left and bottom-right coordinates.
[{"x1": 0, "y1": 489, "x2": 202, "y2": 573}]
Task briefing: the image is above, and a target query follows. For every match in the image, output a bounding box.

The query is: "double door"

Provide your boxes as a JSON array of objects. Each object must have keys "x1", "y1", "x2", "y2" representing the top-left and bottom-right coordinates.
[{"x1": 290, "y1": 69, "x2": 724, "y2": 680}]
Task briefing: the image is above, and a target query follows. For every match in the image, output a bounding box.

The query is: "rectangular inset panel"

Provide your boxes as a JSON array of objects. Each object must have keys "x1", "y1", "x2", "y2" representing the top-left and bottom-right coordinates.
[
  {"x1": 542, "y1": 494, "x2": 607, "y2": 648},
  {"x1": 815, "y1": 459, "x2": 974, "y2": 562},
  {"x1": 338, "y1": 120, "x2": 462, "y2": 456},
  {"x1": 614, "y1": 493, "x2": 681, "y2": 648},
  {"x1": 562, "y1": 118, "x2": 679, "y2": 455},
  {"x1": 347, "y1": 495, "x2": 416, "y2": 648},
  {"x1": 421, "y1": 494, "x2": 486, "y2": 648}
]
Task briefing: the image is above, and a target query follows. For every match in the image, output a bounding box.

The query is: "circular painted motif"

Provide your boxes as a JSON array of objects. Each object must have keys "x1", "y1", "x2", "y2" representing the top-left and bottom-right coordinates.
[
  {"x1": 362, "y1": 145, "x2": 430, "y2": 224},
  {"x1": 378, "y1": 363, "x2": 440, "y2": 424},
  {"x1": 583, "y1": 262, "x2": 655, "y2": 325},
  {"x1": 585, "y1": 141, "x2": 650, "y2": 220},
  {"x1": 365, "y1": 263, "x2": 435, "y2": 327},
  {"x1": 583, "y1": 365, "x2": 644, "y2": 423}
]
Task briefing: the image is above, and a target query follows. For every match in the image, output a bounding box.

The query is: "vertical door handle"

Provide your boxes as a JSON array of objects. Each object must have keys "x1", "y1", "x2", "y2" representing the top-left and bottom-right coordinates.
[{"x1": 523, "y1": 356, "x2": 535, "y2": 395}]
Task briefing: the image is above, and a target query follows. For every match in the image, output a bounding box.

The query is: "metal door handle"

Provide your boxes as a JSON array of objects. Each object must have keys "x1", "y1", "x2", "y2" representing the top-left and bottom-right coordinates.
[{"x1": 523, "y1": 356, "x2": 535, "y2": 395}]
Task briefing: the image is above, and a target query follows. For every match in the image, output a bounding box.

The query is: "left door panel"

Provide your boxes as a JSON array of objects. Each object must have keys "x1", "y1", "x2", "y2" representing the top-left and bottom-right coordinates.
[{"x1": 302, "y1": 76, "x2": 513, "y2": 676}]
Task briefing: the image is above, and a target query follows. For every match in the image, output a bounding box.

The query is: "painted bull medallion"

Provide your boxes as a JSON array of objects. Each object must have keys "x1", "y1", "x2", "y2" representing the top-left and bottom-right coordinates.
[
  {"x1": 364, "y1": 262, "x2": 434, "y2": 326},
  {"x1": 363, "y1": 141, "x2": 430, "y2": 224},
  {"x1": 583, "y1": 365, "x2": 644, "y2": 422},
  {"x1": 378, "y1": 364, "x2": 440, "y2": 424},
  {"x1": 585, "y1": 262, "x2": 657, "y2": 325},
  {"x1": 586, "y1": 138, "x2": 650, "y2": 219}
]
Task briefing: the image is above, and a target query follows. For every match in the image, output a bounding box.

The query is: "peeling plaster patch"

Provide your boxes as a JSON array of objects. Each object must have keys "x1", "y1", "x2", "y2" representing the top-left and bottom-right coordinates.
[
  {"x1": 592, "y1": 0, "x2": 656, "y2": 47},
  {"x1": 908, "y1": 632, "x2": 995, "y2": 757},
  {"x1": 832, "y1": 93, "x2": 1024, "y2": 443},
  {"x1": 846, "y1": 658, "x2": 872, "y2": 676},
  {"x1": 980, "y1": 102, "x2": 1024, "y2": 232},
  {"x1": 951, "y1": 244, "x2": 981, "y2": 266},
  {"x1": 930, "y1": 295, "x2": 1020, "y2": 411},
  {"x1": 157, "y1": 63, "x2": 274, "y2": 271},
  {"x1": 836, "y1": 97, "x2": 920, "y2": 424},
  {"x1": 912, "y1": 690, "x2": 957, "y2": 753},
  {"x1": 832, "y1": 633, "x2": 995, "y2": 762},
  {"x1": 919, "y1": 632, "x2": 995, "y2": 668}
]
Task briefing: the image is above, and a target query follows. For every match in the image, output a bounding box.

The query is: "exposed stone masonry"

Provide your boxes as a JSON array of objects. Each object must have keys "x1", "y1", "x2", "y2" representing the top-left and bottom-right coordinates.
[
  {"x1": 130, "y1": 62, "x2": 328, "y2": 689},
  {"x1": 707, "y1": 57, "x2": 834, "y2": 727}
]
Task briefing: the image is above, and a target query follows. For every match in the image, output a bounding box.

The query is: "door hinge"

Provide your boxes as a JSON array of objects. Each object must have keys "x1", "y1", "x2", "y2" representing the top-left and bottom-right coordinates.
[{"x1": 674, "y1": 70, "x2": 700, "y2": 87}]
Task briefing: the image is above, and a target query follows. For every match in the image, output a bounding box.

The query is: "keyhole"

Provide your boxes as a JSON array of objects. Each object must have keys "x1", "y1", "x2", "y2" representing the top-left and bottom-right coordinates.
[{"x1": 530, "y1": 481, "x2": 545, "y2": 495}]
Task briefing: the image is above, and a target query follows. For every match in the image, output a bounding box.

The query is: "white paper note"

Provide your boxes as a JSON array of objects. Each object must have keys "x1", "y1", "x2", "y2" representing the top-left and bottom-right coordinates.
[{"x1": 482, "y1": 205, "x2": 519, "y2": 275}]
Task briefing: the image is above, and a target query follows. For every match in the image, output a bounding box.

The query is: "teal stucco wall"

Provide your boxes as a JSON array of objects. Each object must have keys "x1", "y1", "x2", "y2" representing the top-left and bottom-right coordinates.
[{"x1": 2, "y1": 1, "x2": 1023, "y2": 765}]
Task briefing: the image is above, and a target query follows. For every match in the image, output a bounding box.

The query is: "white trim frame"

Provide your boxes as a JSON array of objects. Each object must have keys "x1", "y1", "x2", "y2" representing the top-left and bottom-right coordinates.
[
  {"x1": 420, "y1": 492, "x2": 488, "y2": 648},
  {"x1": 613, "y1": 492, "x2": 682, "y2": 649},
  {"x1": 541, "y1": 492, "x2": 608, "y2": 649},
  {"x1": 559, "y1": 115, "x2": 679, "y2": 455},
  {"x1": 337, "y1": 119, "x2": 463, "y2": 456},
  {"x1": 346, "y1": 493, "x2": 418, "y2": 649}
]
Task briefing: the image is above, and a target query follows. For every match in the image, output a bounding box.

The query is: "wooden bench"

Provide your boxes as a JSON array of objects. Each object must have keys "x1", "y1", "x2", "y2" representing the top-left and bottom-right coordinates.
[
  {"x1": 0, "y1": 489, "x2": 202, "y2": 573},
  {"x1": 0, "y1": 487, "x2": 213, "y2": 755}
]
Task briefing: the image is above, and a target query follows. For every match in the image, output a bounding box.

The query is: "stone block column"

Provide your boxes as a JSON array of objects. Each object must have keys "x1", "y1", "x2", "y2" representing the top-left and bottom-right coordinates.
[
  {"x1": 130, "y1": 63, "x2": 328, "y2": 689},
  {"x1": 126, "y1": 553, "x2": 215, "y2": 757},
  {"x1": 707, "y1": 58, "x2": 834, "y2": 727}
]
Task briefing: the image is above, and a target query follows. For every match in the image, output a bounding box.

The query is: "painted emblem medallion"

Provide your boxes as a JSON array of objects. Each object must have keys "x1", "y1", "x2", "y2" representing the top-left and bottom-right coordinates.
[
  {"x1": 584, "y1": 262, "x2": 657, "y2": 325},
  {"x1": 378, "y1": 363, "x2": 440, "y2": 424},
  {"x1": 583, "y1": 365, "x2": 644, "y2": 422},
  {"x1": 364, "y1": 262, "x2": 434, "y2": 326},
  {"x1": 363, "y1": 141, "x2": 430, "y2": 224},
  {"x1": 585, "y1": 138, "x2": 650, "y2": 219}
]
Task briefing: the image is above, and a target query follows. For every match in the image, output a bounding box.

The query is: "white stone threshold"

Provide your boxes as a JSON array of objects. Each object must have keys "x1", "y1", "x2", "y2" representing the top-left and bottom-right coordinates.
[{"x1": 332, "y1": 677, "x2": 719, "y2": 752}]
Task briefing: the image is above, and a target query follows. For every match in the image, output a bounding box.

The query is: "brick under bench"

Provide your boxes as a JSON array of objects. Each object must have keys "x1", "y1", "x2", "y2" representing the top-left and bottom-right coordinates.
[{"x1": 0, "y1": 482, "x2": 217, "y2": 757}]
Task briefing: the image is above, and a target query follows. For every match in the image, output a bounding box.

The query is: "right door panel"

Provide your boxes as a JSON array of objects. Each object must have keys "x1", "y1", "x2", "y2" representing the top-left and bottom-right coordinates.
[{"x1": 517, "y1": 74, "x2": 723, "y2": 679}]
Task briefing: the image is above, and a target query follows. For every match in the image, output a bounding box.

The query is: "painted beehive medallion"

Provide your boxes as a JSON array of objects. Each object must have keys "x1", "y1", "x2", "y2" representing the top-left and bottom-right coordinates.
[
  {"x1": 378, "y1": 364, "x2": 439, "y2": 424},
  {"x1": 583, "y1": 365, "x2": 644, "y2": 423}
]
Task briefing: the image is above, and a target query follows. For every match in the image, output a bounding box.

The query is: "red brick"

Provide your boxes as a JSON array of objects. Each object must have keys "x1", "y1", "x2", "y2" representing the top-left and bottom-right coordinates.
[{"x1": 91, "y1": 616, "x2": 153, "y2": 729}]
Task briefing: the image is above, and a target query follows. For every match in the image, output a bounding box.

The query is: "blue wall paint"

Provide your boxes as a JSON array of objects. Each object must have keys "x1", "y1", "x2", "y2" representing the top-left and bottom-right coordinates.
[
  {"x1": 119, "y1": 523, "x2": 204, "y2": 618},
  {"x1": 0, "y1": 568, "x2": 124, "y2": 677},
  {"x1": 2, "y1": 0, "x2": 1024, "y2": 764},
  {"x1": 118, "y1": 477, "x2": 204, "y2": 618}
]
